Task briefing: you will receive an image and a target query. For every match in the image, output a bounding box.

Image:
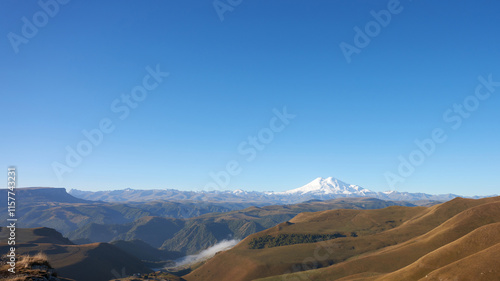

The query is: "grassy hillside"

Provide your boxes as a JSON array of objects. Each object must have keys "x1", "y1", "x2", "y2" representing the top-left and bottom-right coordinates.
[
  {"x1": 0, "y1": 252, "x2": 75, "y2": 281},
  {"x1": 161, "y1": 197, "x2": 418, "y2": 256},
  {"x1": 376, "y1": 222, "x2": 500, "y2": 280},
  {"x1": 0, "y1": 227, "x2": 152, "y2": 281},
  {"x1": 184, "y1": 196, "x2": 500, "y2": 281}
]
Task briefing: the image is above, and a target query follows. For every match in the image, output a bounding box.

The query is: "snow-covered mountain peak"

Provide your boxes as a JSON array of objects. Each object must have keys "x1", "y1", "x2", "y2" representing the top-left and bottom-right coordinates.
[{"x1": 282, "y1": 177, "x2": 372, "y2": 196}]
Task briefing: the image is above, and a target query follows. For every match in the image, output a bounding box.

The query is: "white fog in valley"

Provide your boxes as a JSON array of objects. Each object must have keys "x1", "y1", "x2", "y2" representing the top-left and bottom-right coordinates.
[{"x1": 174, "y1": 239, "x2": 241, "y2": 267}]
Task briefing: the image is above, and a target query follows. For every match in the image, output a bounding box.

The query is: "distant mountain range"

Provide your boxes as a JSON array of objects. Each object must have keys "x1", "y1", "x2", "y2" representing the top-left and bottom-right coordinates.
[
  {"x1": 69, "y1": 176, "x2": 479, "y2": 203},
  {"x1": 0, "y1": 187, "x2": 266, "y2": 236},
  {"x1": 7, "y1": 195, "x2": 500, "y2": 281},
  {"x1": 0, "y1": 187, "x2": 433, "y2": 280},
  {"x1": 0, "y1": 186, "x2": 433, "y2": 260}
]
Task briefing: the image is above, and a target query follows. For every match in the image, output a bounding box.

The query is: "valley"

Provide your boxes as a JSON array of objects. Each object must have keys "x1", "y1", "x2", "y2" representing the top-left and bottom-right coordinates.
[{"x1": 1, "y1": 181, "x2": 499, "y2": 280}]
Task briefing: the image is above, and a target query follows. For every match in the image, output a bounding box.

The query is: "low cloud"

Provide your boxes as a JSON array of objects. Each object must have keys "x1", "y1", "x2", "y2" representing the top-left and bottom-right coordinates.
[{"x1": 175, "y1": 239, "x2": 240, "y2": 267}]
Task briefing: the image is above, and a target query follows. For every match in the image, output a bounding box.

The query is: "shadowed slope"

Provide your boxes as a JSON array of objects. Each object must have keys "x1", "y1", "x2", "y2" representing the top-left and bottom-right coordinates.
[
  {"x1": 0, "y1": 227, "x2": 152, "y2": 281},
  {"x1": 0, "y1": 227, "x2": 74, "y2": 245}
]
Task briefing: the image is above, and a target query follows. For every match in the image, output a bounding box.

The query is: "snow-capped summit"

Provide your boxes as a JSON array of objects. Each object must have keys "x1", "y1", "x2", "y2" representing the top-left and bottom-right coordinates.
[
  {"x1": 232, "y1": 189, "x2": 247, "y2": 195},
  {"x1": 281, "y1": 177, "x2": 372, "y2": 196}
]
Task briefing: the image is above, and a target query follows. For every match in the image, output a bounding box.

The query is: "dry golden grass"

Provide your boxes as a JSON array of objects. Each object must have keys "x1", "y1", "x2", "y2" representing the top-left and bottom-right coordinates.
[
  {"x1": 184, "y1": 196, "x2": 500, "y2": 281},
  {"x1": 0, "y1": 252, "x2": 76, "y2": 281},
  {"x1": 376, "y1": 222, "x2": 500, "y2": 280},
  {"x1": 16, "y1": 252, "x2": 50, "y2": 269},
  {"x1": 284, "y1": 198, "x2": 500, "y2": 281},
  {"x1": 2, "y1": 276, "x2": 27, "y2": 281},
  {"x1": 421, "y1": 242, "x2": 500, "y2": 281},
  {"x1": 1, "y1": 227, "x2": 151, "y2": 281}
]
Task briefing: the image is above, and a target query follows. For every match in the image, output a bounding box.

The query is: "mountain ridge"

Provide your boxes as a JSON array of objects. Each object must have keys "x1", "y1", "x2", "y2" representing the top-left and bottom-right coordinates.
[{"x1": 66, "y1": 176, "x2": 487, "y2": 203}]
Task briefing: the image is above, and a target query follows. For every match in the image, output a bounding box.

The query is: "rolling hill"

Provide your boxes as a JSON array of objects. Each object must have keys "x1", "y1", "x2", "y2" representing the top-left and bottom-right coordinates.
[
  {"x1": 0, "y1": 227, "x2": 152, "y2": 281},
  {"x1": 183, "y1": 196, "x2": 500, "y2": 281}
]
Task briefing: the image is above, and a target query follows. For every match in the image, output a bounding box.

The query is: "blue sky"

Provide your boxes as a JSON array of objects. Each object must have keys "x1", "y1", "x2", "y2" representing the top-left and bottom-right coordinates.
[{"x1": 1, "y1": 0, "x2": 499, "y2": 195}]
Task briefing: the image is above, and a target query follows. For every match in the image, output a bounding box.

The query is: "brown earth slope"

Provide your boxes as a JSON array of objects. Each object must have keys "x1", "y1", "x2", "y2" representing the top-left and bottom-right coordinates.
[
  {"x1": 184, "y1": 196, "x2": 500, "y2": 281},
  {"x1": 0, "y1": 227, "x2": 152, "y2": 281}
]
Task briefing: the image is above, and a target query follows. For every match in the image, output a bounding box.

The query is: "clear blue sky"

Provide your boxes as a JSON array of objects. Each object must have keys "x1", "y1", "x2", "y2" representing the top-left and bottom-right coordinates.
[{"x1": 1, "y1": 0, "x2": 499, "y2": 196}]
